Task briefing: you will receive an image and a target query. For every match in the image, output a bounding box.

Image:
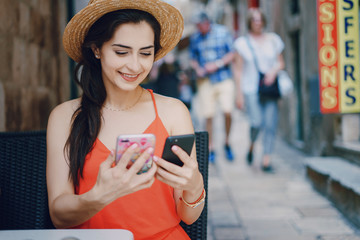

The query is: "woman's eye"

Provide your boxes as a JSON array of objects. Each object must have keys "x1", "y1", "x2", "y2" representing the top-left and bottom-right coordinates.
[
  {"x1": 141, "y1": 52, "x2": 152, "y2": 56},
  {"x1": 115, "y1": 51, "x2": 127, "y2": 55}
]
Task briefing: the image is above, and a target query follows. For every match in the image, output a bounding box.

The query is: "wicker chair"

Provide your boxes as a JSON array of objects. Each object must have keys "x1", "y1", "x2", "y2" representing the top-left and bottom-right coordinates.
[
  {"x1": 0, "y1": 130, "x2": 209, "y2": 239},
  {"x1": 181, "y1": 131, "x2": 209, "y2": 240},
  {"x1": 0, "y1": 130, "x2": 54, "y2": 229}
]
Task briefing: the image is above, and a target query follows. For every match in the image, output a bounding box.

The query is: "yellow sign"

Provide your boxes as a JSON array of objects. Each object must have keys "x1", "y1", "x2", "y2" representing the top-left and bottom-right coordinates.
[
  {"x1": 338, "y1": 0, "x2": 359, "y2": 112},
  {"x1": 318, "y1": 0, "x2": 360, "y2": 113}
]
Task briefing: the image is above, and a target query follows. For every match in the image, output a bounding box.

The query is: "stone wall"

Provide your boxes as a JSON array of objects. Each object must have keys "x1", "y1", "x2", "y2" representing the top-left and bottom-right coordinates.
[{"x1": 0, "y1": 0, "x2": 70, "y2": 131}]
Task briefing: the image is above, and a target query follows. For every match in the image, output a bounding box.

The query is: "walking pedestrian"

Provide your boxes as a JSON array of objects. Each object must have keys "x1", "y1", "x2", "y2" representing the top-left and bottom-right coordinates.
[
  {"x1": 233, "y1": 8, "x2": 285, "y2": 171},
  {"x1": 189, "y1": 11, "x2": 235, "y2": 163}
]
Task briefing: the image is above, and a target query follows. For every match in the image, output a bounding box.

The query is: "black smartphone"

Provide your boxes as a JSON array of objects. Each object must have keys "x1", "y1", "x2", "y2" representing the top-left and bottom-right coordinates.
[{"x1": 161, "y1": 134, "x2": 195, "y2": 167}]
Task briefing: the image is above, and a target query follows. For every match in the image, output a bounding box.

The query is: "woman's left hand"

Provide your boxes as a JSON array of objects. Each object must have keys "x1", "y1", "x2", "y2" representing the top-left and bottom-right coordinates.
[
  {"x1": 264, "y1": 69, "x2": 278, "y2": 86},
  {"x1": 153, "y1": 145, "x2": 203, "y2": 194},
  {"x1": 204, "y1": 62, "x2": 218, "y2": 74}
]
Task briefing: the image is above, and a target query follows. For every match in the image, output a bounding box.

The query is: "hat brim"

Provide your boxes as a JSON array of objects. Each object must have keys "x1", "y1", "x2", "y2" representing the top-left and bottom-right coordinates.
[{"x1": 63, "y1": 0, "x2": 184, "y2": 62}]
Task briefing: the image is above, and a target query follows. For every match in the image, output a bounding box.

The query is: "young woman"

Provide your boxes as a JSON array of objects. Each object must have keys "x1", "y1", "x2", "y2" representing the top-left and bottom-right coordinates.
[
  {"x1": 233, "y1": 8, "x2": 285, "y2": 171},
  {"x1": 46, "y1": 1, "x2": 204, "y2": 239}
]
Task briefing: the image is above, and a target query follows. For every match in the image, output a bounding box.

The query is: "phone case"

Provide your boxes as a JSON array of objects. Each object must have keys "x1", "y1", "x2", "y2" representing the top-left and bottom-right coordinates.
[
  {"x1": 115, "y1": 134, "x2": 156, "y2": 174},
  {"x1": 161, "y1": 134, "x2": 195, "y2": 166}
]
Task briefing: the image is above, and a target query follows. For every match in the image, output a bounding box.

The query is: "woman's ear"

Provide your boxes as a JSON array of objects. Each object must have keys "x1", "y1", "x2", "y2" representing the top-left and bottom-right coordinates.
[{"x1": 91, "y1": 44, "x2": 101, "y2": 59}]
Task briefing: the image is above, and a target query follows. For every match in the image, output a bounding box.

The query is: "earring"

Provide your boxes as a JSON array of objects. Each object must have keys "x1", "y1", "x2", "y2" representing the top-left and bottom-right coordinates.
[{"x1": 95, "y1": 54, "x2": 100, "y2": 59}]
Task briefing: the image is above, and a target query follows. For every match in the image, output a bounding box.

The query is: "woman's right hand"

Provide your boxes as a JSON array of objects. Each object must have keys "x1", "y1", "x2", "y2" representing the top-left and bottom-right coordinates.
[
  {"x1": 236, "y1": 92, "x2": 245, "y2": 110},
  {"x1": 195, "y1": 67, "x2": 206, "y2": 78},
  {"x1": 92, "y1": 144, "x2": 157, "y2": 206}
]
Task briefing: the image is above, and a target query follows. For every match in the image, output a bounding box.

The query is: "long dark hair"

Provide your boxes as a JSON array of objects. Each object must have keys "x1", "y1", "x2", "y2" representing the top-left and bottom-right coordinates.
[{"x1": 65, "y1": 9, "x2": 162, "y2": 188}]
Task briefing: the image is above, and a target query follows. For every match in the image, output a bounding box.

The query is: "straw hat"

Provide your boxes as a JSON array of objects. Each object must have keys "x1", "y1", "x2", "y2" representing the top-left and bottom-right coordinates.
[{"x1": 63, "y1": 0, "x2": 184, "y2": 62}]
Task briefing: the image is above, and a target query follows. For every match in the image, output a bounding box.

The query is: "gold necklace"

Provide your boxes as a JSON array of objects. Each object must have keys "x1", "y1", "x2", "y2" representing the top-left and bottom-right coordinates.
[{"x1": 103, "y1": 88, "x2": 144, "y2": 112}]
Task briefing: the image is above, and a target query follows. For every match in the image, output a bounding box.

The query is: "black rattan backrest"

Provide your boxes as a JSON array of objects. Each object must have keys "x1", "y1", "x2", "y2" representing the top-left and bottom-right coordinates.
[
  {"x1": 180, "y1": 131, "x2": 209, "y2": 240},
  {"x1": 0, "y1": 130, "x2": 54, "y2": 229}
]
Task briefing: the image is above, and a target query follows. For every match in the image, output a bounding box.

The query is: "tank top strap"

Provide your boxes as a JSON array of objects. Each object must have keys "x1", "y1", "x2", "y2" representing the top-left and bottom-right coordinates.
[{"x1": 147, "y1": 89, "x2": 159, "y2": 117}]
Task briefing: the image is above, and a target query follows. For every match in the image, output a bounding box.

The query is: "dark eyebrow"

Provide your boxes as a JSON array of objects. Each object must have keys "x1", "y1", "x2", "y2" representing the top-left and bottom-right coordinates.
[{"x1": 111, "y1": 44, "x2": 154, "y2": 50}]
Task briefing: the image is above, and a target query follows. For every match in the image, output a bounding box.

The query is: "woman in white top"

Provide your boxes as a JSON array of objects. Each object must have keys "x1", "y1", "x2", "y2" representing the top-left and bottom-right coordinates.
[{"x1": 233, "y1": 8, "x2": 285, "y2": 171}]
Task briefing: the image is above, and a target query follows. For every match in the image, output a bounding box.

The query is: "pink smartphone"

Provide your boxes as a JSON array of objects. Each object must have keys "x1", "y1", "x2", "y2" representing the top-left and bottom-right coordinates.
[{"x1": 115, "y1": 134, "x2": 156, "y2": 174}]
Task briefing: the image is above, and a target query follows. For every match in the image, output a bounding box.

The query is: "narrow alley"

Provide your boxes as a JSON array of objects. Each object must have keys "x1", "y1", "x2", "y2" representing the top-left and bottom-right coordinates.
[{"x1": 194, "y1": 106, "x2": 360, "y2": 240}]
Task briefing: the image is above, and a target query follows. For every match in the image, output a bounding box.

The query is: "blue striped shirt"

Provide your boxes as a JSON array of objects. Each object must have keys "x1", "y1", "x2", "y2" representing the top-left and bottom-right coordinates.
[{"x1": 189, "y1": 24, "x2": 234, "y2": 83}]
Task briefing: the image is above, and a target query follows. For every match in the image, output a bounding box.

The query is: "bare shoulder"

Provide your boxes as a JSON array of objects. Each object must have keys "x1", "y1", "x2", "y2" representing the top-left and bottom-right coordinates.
[
  {"x1": 153, "y1": 93, "x2": 194, "y2": 135},
  {"x1": 49, "y1": 98, "x2": 80, "y2": 123},
  {"x1": 47, "y1": 98, "x2": 81, "y2": 137},
  {"x1": 154, "y1": 93, "x2": 188, "y2": 113}
]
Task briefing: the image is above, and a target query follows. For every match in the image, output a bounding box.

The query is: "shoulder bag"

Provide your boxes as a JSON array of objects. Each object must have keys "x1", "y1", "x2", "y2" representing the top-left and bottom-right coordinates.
[
  {"x1": 277, "y1": 70, "x2": 293, "y2": 97},
  {"x1": 246, "y1": 37, "x2": 280, "y2": 99}
]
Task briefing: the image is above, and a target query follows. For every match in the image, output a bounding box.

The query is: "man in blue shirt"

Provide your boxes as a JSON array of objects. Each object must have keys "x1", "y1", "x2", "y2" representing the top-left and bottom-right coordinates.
[{"x1": 189, "y1": 12, "x2": 235, "y2": 163}]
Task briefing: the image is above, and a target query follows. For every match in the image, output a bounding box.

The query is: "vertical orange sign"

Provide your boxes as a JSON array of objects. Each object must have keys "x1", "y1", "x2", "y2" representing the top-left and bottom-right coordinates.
[
  {"x1": 318, "y1": 0, "x2": 340, "y2": 113},
  {"x1": 317, "y1": 0, "x2": 360, "y2": 113}
]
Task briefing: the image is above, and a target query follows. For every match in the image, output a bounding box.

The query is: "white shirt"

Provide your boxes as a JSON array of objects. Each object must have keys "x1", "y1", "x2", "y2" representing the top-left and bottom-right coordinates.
[{"x1": 233, "y1": 33, "x2": 284, "y2": 94}]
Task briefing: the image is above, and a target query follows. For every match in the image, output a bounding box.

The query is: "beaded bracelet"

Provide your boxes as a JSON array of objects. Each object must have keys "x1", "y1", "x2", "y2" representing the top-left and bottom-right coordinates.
[{"x1": 180, "y1": 189, "x2": 206, "y2": 208}]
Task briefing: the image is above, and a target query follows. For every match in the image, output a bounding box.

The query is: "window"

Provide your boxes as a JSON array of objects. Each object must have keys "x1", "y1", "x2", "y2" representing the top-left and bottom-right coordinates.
[{"x1": 290, "y1": 0, "x2": 299, "y2": 15}]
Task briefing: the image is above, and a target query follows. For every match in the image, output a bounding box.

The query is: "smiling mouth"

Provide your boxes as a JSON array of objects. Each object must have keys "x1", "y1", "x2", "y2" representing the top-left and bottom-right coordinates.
[{"x1": 120, "y1": 72, "x2": 140, "y2": 82}]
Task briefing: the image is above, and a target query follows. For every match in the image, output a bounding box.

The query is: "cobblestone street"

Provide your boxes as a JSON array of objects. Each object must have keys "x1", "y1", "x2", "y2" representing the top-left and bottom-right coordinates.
[{"x1": 192, "y1": 104, "x2": 360, "y2": 240}]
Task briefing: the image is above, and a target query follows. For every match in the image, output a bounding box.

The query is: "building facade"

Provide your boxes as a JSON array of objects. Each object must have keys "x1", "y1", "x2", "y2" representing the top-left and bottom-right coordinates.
[
  {"x1": 0, "y1": 0, "x2": 70, "y2": 132},
  {"x1": 2, "y1": 0, "x2": 359, "y2": 166}
]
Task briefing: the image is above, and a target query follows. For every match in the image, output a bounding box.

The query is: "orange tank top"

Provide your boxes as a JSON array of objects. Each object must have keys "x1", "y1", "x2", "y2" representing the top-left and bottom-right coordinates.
[{"x1": 74, "y1": 90, "x2": 190, "y2": 240}]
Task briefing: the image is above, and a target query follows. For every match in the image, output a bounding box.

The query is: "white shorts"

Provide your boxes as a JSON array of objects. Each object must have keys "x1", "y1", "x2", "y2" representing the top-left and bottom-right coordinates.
[{"x1": 197, "y1": 78, "x2": 235, "y2": 118}]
